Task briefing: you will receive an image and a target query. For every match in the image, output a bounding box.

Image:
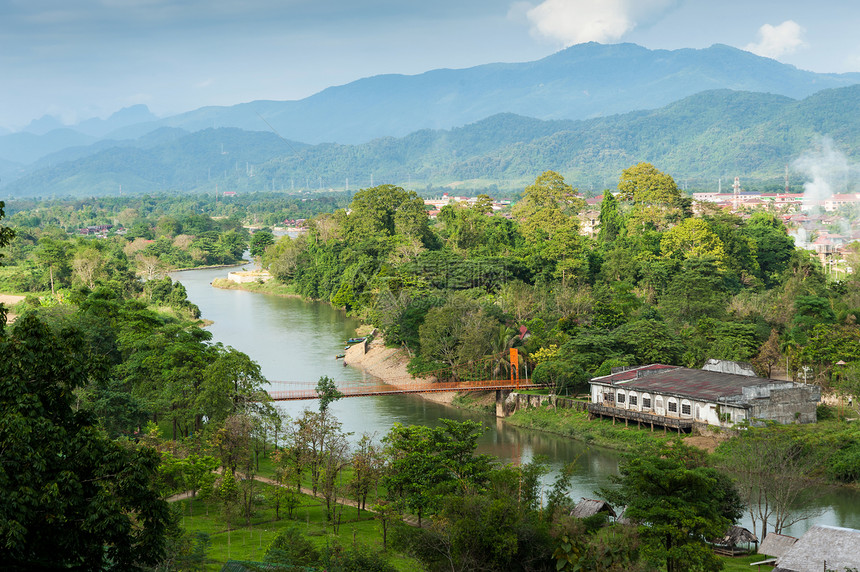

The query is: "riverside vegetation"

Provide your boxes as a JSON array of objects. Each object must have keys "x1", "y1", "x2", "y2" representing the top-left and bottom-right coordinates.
[{"x1": 1, "y1": 162, "x2": 860, "y2": 570}]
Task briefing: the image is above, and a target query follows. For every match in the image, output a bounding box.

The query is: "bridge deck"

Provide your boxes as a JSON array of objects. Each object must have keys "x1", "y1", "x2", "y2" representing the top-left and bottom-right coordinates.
[{"x1": 267, "y1": 379, "x2": 542, "y2": 401}]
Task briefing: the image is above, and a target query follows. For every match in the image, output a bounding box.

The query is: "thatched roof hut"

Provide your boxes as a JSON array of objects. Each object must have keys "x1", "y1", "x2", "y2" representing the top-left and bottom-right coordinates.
[
  {"x1": 571, "y1": 498, "x2": 616, "y2": 519},
  {"x1": 773, "y1": 525, "x2": 860, "y2": 572},
  {"x1": 758, "y1": 533, "x2": 798, "y2": 558},
  {"x1": 715, "y1": 525, "x2": 758, "y2": 547},
  {"x1": 712, "y1": 525, "x2": 758, "y2": 556}
]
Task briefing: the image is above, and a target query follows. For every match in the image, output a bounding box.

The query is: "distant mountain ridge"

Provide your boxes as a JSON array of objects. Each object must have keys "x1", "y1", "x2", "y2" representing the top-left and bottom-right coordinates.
[
  {"x1": 7, "y1": 86, "x2": 860, "y2": 198},
  {"x1": 5, "y1": 41, "x2": 860, "y2": 168},
  {"x1": 148, "y1": 42, "x2": 860, "y2": 145}
]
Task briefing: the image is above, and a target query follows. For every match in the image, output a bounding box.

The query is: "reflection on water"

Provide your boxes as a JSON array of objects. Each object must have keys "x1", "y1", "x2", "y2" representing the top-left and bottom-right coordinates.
[{"x1": 172, "y1": 265, "x2": 860, "y2": 537}]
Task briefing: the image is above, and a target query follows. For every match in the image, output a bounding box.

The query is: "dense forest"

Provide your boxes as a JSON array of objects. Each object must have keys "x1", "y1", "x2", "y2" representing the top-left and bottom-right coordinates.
[
  {"x1": 1, "y1": 165, "x2": 859, "y2": 571},
  {"x1": 261, "y1": 167, "x2": 860, "y2": 402}
]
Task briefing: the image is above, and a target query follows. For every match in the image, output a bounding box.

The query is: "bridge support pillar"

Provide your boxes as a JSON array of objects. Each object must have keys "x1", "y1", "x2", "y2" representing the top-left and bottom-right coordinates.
[{"x1": 495, "y1": 390, "x2": 512, "y2": 418}]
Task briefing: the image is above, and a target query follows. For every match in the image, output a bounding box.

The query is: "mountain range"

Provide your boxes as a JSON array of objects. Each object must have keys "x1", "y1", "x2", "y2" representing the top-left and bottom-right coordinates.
[{"x1": 3, "y1": 42, "x2": 860, "y2": 197}]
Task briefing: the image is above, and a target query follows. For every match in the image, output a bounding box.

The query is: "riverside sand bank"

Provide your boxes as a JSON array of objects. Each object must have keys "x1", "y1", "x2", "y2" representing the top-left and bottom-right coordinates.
[
  {"x1": 344, "y1": 336, "x2": 455, "y2": 406},
  {"x1": 0, "y1": 294, "x2": 25, "y2": 323}
]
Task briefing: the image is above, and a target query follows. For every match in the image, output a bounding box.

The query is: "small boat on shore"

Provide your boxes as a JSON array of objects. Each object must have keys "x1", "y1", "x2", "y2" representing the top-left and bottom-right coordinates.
[
  {"x1": 335, "y1": 354, "x2": 345, "y2": 359},
  {"x1": 346, "y1": 337, "x2": 366, "y2": 344}
]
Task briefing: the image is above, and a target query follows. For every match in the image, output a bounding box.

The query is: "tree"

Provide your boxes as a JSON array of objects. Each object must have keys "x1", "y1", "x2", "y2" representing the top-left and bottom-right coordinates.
[
  {"x1": 182, "y1": 454, "x2": 219, "y2": 517},
  {"x1": 249, "y1": 229, "x2": 275, "y2": 258},
  {"x1": 0, "y1": 314, "x2": 171, "y2": 569},
  {"x1": 752, "y1": 328, "x2": 782, "y2": 377},
  {"x1": 659, "y1": 257, "x2": 728, "y2": 325},
  {"x1": 0, "y1": 201, "x2": 13, "y2": 328},
  {"x1": 343, "y1": 185, "x2": 430, "y2": 244},
  {"x1": 597, "y1": 192, "x2": 625, "y2": 244},
  {"x1": 618, "y1": 162, "x2": 682, "y2": 205},
  {"x1": 215, "y1": 467, "x2": 240, "y2": 532},
  {"x1": 618, "y1": 163, "x2": 683, "y2": 231},
  {"x1": 418, "y1": 295, "x2": 500, "y2": 377},
  {"x1": 35, "y1": 237, "x2": 69, "y2": 295},
  {"x1": 742, "y1": 212, "x2": 795, "y2": 287},
  {"x1": 715, "y1": 428, "x2": 828, "y2": 540},
  {"x1": 600, "y1": 442, "x2": 743, "y2": 572},
  {"x1": 661, "y1": 218, "x2": 726, "y2": 267},
  {"x1": 316, "y1": 375, "x2": 344, "y2": 413},
  {"x1": 615, "y1": 319, "x2": 685, "y2": 365},
  {"x1": 383, "y1": 420, "x2": 493, "y2": 526},
  {"x1": 513, "y1": 171, "x2": 587, "y2": 283},
  {"x1": 349, "y1": 434, "x2": 385, "y2": 515},
  {"x1": 71, "y1": 247, "x2": 104, "y2": 289},
  {"x1": 198, "y1": 344, "x2": 272, "y2": 424}
]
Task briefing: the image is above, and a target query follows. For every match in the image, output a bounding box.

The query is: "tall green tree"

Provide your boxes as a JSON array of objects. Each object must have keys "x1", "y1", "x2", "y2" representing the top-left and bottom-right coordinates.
[
  {"x1": 600, "y1": 442, "x2": 743, "y2": 572},
  {"x1": 597, "y1": 192, "x2": 625, "y2": 244},
  {"x1": 618, "y1": 163, "x2": 684, "y2": 231},
  {"x1": 0, "y1": 314, "x2": 171, "y2": 569},
  {"x1": 383, "y1": 419, "x2": 493, "y2": 526}
]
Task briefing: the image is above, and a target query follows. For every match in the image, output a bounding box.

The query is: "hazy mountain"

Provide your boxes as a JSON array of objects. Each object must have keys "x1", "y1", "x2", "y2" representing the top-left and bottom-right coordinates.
[
  {"x1": 0, "y1": 129, "x2": 97, "y2": 166},
  {"x1": 75, "y1": 104, "x2": 159, "y2": 137},
  {"x1": 7, "y1": 86, "x2": 860, "y2": 198},
  {"x1": 150, "y1": 42, "x2": 860, "y2": 145},
  {"x1": 5, "y1": 42, "x2": 860, "y2": 168}
]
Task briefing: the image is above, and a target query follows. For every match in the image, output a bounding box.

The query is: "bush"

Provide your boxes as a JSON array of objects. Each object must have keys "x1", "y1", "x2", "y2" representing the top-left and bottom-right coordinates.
[
  {"x1": 264, "y1": 527, "x2": 321, "y2": 567},
  {"x1": 321, "y1": 543, "x2": 398, "y2": 572},
  {"x1": 817, "y1": 403, "x2": 836, "y2": 421}
]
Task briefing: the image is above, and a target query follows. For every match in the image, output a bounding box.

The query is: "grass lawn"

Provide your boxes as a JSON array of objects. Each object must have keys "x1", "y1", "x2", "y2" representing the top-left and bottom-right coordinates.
[
  {"x1": 505, "y1": 405, "x2": 677, "y2": 452},
  {"x1": 175, "y1": 482, "x2": 422, "y2": 571},
  {"x1": 718, "y1": 553, "x2": 774, "y2": 571}
]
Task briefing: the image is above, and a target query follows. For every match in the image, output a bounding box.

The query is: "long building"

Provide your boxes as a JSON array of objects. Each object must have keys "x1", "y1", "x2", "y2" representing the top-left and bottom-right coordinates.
[{"x1": 587, "y1": 364, "x2": 820, "y2": 431}]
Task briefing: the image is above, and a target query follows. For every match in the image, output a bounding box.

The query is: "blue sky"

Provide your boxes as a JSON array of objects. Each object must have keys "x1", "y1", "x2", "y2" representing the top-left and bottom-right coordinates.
[{"x1": 2, "y1": 0, "x2": 859, "y2": 131}]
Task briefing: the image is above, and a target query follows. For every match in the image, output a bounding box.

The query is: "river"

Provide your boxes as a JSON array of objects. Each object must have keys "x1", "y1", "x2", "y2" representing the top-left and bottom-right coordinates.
[{"x1": 172, "y1": 265, "x2": 860, "y2": 539}]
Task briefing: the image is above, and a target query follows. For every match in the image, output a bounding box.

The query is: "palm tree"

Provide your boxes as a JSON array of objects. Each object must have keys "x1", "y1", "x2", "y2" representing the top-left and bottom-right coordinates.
[{"x1": 485, "y1": 325, "x2": 521, "y2": 380}]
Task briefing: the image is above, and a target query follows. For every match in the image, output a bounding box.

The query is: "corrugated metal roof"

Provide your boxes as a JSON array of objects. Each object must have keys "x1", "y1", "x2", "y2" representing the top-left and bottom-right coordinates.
[{"x1": 592, "y1": 366, "x2": 786, "y2": 402}]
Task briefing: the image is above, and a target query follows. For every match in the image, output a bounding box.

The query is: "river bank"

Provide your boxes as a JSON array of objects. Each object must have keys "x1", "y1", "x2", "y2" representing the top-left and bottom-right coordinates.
[
  {"x1": 211, "y1": 277, "x2": 302, "y2": 298},
  {"x1": 0, "y1": 293, "x2": 26, "y2": 323},
  {"x1": 343, "y1": 336, "x2": 455, "y2": 406}
]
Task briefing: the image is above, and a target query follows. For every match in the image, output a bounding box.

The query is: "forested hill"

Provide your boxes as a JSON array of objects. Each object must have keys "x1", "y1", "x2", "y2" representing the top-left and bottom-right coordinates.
[
  {"x1": 7, "y1": 85, "x2": 860, "y2": 198},
  {"x1": 129, "y1": 42, "x2": 860, "y2": 145}
]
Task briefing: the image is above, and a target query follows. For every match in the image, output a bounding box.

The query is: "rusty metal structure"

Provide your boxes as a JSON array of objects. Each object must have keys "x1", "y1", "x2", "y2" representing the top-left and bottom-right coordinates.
[{"x1": 267, "y1": 352, "x2": 540, "y2": 401}]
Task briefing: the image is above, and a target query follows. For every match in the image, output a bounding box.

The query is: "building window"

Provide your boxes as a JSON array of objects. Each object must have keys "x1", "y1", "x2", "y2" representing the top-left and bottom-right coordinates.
[
  {"x1": 643, "y1": 397, "x2": 651, "y2": 409},
  {"x1": 668, "y1": 401, "x2": 677, "y2": 413},
  {"x1": 605, "y1": 393, "x2": 614, "y2": 402},
  {"x1": 617, "y1": 393, "x2": 626, "y2": 403},
  {"x1": 681, "y1": 403, "x2": 691, "y2": 416},
  {"x1": 629, "y1": 395, "x2": 638, "y2": 406}
]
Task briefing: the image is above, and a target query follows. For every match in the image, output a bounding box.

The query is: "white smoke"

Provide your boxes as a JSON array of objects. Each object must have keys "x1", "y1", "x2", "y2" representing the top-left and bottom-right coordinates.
[
  {"x1": 792, "y1": 138, "x2": 857, "y2": 210},
  {"x1": 525, "y1": 0, "x2": 679, "y2": 46},
  {"x1": 744, "y1": 20, "x2": 806, "y2": 59}
]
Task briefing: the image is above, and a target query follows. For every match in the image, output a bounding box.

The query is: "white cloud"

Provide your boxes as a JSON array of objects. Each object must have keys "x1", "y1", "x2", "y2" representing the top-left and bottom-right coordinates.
[
  {"x1": 744, "y1": 20, "x2": 806, "y2": 59},
  {"x1": 525, "y1": 0, "x2": 678, "y2": 46}
]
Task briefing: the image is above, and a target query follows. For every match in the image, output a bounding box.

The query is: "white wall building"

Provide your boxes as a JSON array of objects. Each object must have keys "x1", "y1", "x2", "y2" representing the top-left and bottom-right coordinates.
[{"x1": 588, "y1": 364, "x2": 820, "y2": 429}]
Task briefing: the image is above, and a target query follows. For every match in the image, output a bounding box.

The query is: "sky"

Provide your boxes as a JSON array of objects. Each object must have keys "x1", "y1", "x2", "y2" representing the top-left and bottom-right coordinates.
[{"x1": 3, "y1": 0, "x2": 860, "y2": 132}]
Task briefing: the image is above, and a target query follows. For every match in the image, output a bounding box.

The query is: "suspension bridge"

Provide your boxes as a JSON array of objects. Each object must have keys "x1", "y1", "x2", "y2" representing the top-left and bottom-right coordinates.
[{"x1": 266, "y1": 349, "x2": 544, "y2": 401}]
